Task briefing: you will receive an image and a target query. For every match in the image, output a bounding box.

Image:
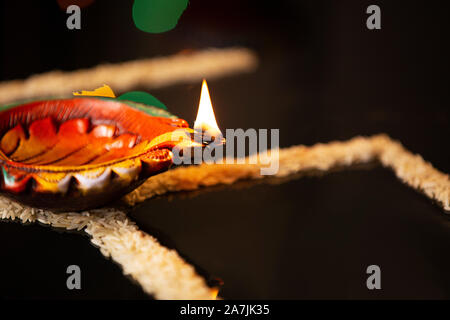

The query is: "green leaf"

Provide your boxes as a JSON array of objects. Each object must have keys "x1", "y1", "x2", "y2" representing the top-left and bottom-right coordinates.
[{"x1": 117, "y1": 91, "x2": 168, "y2": 110}]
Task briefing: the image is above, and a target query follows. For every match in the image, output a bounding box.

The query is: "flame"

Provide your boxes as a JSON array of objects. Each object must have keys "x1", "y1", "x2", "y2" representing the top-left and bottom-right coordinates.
[{"x1": 194, "y1": 79, "x2": 222, "y2": 137}]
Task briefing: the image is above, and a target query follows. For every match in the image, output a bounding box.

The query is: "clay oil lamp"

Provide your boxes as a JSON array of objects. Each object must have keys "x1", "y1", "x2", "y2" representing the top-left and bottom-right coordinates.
[{"x1": 0, "y1": 82, "x2": 222, "y2": 211}]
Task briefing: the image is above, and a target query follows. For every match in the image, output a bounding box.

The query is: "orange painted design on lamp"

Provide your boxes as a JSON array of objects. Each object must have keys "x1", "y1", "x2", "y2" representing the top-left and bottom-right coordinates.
[{"x1": 0, "y1": 97, "x2": 196, "y2": 211}]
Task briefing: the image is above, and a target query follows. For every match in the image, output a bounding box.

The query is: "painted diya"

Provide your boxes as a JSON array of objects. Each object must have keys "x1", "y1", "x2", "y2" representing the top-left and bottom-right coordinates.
[{"x1": 0, "y1": 97, "x2": 200, "y2": 211}]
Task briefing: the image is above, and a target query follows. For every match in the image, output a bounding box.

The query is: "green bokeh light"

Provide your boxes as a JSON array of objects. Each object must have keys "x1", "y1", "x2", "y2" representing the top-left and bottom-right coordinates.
[{"x1": 132, "y1": 0, "x2": 188, "y2": 33}]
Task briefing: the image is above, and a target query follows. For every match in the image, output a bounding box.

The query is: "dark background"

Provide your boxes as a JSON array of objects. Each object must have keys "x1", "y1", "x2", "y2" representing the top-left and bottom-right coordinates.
[{"x1": 0, "y1": 0, "x2": 449, "y2": 299}]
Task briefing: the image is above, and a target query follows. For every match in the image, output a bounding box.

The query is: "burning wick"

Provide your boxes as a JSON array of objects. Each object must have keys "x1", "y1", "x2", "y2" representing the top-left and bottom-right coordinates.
[{"x1": 194, "y1": 79, "x2": 223, "y2": 142}]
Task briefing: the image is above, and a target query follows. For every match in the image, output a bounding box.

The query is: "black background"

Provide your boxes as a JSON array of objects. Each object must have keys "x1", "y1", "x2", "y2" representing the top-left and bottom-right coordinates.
[{"x1": 0, "y1": 0, "x2": 449, "y2": 299}]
